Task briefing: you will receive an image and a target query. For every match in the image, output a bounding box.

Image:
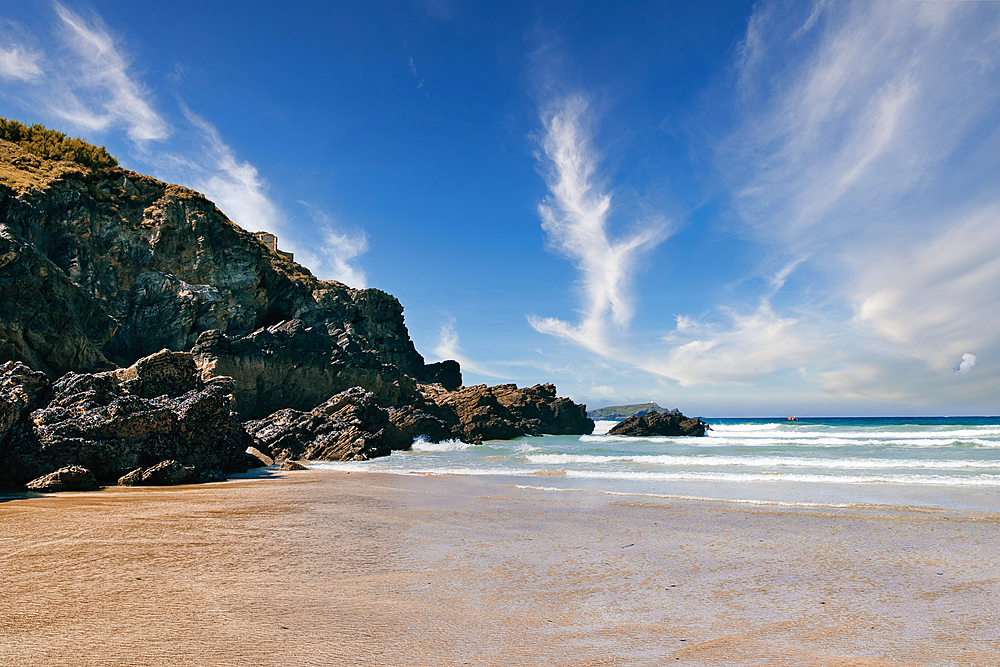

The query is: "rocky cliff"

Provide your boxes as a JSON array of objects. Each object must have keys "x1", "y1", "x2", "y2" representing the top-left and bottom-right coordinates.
[
  {"x1": 0, "y1": 124, "x2": 594, "y2": 488},
  {"x1": 0, "y1": 137, "x2": 429, "y2": 382}
]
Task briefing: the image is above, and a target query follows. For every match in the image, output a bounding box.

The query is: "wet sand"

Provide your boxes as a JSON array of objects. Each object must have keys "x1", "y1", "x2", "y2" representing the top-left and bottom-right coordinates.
[{"x1": 1, "y1": 471, "x2": 998, "y2": 666}]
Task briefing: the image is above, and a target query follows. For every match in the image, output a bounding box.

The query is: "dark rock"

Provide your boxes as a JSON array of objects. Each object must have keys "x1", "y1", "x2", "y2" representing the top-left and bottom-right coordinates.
[
  {"x1": 117, "y1": 460, "x2": 225, "y2": 486},
  {"x1": 410, "y1": 383, "x2": 594, "y2": 444},
  {"x1": 388, "y1": 404, "x2": 458, "y2": 444},
  {"x1": 491, "y1": 383, "x2": 595, "y2": 435},
  {"x1": 191, "y1": 320, "x2": 421, "y2": 419},
  {"x1": 0, "y1": 226, "x2": 116, "y2": 376},
  {"x1": 279, "y1": 460, "x2": 309, "y2": 471},
  {"x1": 607, "y1": 411, "x2": 708, "y2": 437},
  {"x1": 109, "y1": 348, "x2": 199, "y2": 398},
  {"x1": 135, "y1": 460, "x2": 197, "y2": 486},
  {"x1": 419, "y1": 360, "x2": 462, "y2": 391},
  {"x1": 245, "y1": 446, "x2": 274, "y2": 467},
  {"x1": 245, "y1": 386, "x2": 410, "y2": 462},
  {"x1": 25, "y1": 465, "x2": 99, "y2": 492},
  {"x1": 0, "y1": 349, "x2": 250, "y2": 488},
  {"x1": 0, "y1": 360, "x2": 49, "y2": 441}
]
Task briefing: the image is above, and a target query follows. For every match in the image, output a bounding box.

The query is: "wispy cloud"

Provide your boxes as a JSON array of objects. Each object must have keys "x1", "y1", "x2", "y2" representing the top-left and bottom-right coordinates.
[
  {"x1": 49, "y1": 2, "x2": 169, "y2": 142},
  {"x1": 433, "y1": 316, "x2": 505, "y2": 378},
  {"x1": 542, "y1": 0, "x2": 1000, "y2": 409},
  {"x1": 162, "y1": 109, "x2": 371, "y2": 288},
  {"x1": 726, "y1": 0, "x2": 1000, "y2": 246},
  {"x1": 674, "y1": 0, "x2": 1000, "y2": 402},
  {"x1": 529, "y1": 95, "x2": 670, "y2": 355},
  {"x1": 0, "y1": 43, "x2": 43, "y2": 81},
  {"x1": 296, "y1": 203, "x2": 369, "y2": 287},
  {"x1": 415, "y1": 0, "x2": 452, "y2": 21},
  {"x1": 177, "y1": 104, "x2": 283, "y2": 234},
  {"x1": 655, "y1": 291, "x2": 822, "y2": 388}
]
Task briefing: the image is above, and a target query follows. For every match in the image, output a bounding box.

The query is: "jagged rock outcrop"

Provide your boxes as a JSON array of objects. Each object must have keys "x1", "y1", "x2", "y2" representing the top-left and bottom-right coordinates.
[
  {"x1": 244, "y1": 387, "x2": 410, "y2": 462},
  {"x1": 191, "y1": 320, "x2": 420, "y2": 419},
  {"x1": 607, "y1": 411, "x2": 708, "y2": 437},
  {"x1": 0, "y1": 349, "x2": 250, "y2": 488},
  {"x1": 25, "y1": 465, "x2": 99, "y2": 492},
  {"x1": 0, "y1": 360, "x2": 48, "y2": 440},
  {"x1": 0, "y1": 226, "x2": 117, "y2": 376},
  {"x1": 117, "y1": 459, "x2": 226, "y2": 487},
  {"x1": 420, "y1": 360, "x2": 462, "y2": 391},
  {"x1": 391, "y1": 383, "x2": 595, "y2": 444}
]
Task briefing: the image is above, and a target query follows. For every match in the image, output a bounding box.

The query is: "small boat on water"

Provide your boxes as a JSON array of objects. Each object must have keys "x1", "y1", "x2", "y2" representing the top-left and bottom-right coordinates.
[{"x1": 787, "y1": 416, "x2": 799, "y2": 421}]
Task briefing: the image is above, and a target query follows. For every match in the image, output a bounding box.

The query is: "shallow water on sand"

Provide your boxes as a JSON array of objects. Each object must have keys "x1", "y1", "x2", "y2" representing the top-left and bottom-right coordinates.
[{"x1": 308, "y1": 417, "x2": 1000, "y2": 512}]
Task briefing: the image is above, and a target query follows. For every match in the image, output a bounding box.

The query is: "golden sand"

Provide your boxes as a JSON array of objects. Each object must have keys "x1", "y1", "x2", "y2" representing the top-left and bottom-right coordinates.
[{"x1": 1, "y1": 471, "x2": 998, "y2": 666}]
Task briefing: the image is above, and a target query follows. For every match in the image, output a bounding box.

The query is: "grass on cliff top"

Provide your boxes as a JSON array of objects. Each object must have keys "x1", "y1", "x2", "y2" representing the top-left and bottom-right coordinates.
[{"x1": 0, "y1": 118, "x2": 117, "y2": 170}]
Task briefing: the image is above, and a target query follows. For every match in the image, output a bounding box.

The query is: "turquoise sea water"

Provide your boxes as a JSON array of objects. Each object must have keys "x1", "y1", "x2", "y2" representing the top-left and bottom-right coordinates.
[{"x1": 307, "y1": 417, "x2": 1000, "y2": 513}]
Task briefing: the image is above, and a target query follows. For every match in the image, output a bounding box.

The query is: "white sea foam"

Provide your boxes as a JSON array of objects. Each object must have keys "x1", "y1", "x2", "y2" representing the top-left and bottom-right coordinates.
[
  {"x1": 591, "y1": 420, "x2": 617, "y2": 435},
  {"x1": 411, "y1": 437, "x2": 475, "y2": 452},
  {"x1": 524, "y1": 453, "x2": 1000, "y2": 470},
  {"x1": 706, "y1": 428, "x2": 1000, "y2": 441},
  {"x1": 580, "y1": 434, "x2": 1000, "y2": 447},
  {"x1": 708, "y1": 423, "x2": 784, "y2": 432},
  {"x1": 561, "y1": 469, "x2": 1000, "y2": 486}
]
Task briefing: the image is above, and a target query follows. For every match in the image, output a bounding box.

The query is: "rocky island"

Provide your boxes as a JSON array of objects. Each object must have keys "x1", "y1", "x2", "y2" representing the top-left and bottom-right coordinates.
[
  {"x1": 606, "y1": 410, "x2": 708, "y2": 437},
  {"x1": 0, "y1": 120, "x2": 593, "y2": 490}
]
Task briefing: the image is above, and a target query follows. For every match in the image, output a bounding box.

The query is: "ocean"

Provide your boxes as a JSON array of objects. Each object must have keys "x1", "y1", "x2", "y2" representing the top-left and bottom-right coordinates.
[{"x1": 306, "y1": 417, "x2": 1000, "y2": 513}]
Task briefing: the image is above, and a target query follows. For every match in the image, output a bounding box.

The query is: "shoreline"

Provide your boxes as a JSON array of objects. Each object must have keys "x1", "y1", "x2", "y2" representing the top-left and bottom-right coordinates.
[{"x1": 2, "y1": 471, "x2": 999, "y2": 665}]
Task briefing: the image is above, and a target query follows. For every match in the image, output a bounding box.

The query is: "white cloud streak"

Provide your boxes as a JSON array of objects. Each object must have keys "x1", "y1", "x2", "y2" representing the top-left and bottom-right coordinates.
[
  {"x1": 296, "y1": 203, "x2": 369, "y2": 287},
  {"x1": 433, "y1": 317, "x2": 504, "y2": 378},
  {"x1": 178, "y1": 104, "x2": 283, "y2": 235},
  {"x1": 530, "y1": 95, "x2": 670, "y2": 355},
  {"x1": 50, "y1": 3, "x2": 169, "y2": 142},
  {"x1": 0, "y1": 44, "x2": 43, "y2": 81}
]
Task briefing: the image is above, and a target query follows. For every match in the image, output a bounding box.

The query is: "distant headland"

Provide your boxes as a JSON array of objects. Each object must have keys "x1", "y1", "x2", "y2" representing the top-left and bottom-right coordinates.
[{"x1": 586, "y1": 402, "x2": 679, "y2": 421}]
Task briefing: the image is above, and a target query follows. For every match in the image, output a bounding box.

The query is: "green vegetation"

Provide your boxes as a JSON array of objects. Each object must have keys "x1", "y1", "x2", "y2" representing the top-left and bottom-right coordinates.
[
  {"x1": 0, "y1": 118, "x2": 117, "y2": 170},
  {"x1": 587, "y1": 402, "x2": 677, "y2": 420}
]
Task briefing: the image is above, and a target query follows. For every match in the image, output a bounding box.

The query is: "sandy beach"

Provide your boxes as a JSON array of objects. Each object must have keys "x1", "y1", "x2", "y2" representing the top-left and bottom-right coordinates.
[{"x1": 1, "y1": 470, "x2": 998, "y2": 666}]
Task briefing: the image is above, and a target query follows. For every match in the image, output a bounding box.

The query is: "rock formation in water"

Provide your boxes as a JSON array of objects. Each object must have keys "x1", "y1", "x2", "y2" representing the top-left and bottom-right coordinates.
[
  {"x1": 607, "y1": 411, "x2": 708, "y2": 437},
  {"x1": 392, "y1": 383, "x2": 594, "y2": 444},
  {"x1": 0, "y1": 122, "x2": 594, "y2": 489}
]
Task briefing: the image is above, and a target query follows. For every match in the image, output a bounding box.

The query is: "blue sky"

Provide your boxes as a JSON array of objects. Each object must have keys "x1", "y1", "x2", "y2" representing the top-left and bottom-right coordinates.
[{"x1": 2, "y1": 0, "x2": 1000, "y2": 416}]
